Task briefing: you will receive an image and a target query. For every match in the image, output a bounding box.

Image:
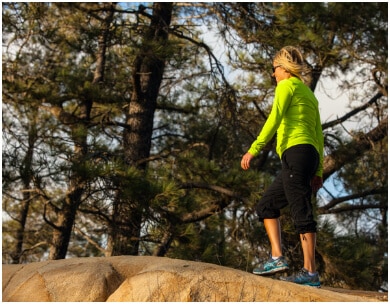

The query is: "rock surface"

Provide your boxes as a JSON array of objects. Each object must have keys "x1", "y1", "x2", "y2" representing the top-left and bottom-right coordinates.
[{"x1": 2, "y1": 256, "x2": 386, "y2": 302}]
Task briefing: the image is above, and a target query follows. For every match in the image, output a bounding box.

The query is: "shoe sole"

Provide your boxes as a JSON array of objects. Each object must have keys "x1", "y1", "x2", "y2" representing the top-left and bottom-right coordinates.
[
  {"x1": 303, "y1": 283, "x2": 321, "y2": 288},
  {"x1": 279, "y1": 278, "x2": 321, "y2": 288},
  {"x1": 253, "y1": 265, "x2": 289, "y2": 275}
]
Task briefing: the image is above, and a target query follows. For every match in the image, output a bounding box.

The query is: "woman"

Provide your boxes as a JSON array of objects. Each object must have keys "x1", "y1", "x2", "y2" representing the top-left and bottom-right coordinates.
[{"x1": 241, "y1": 46, "x2": 324, "y2": 287}]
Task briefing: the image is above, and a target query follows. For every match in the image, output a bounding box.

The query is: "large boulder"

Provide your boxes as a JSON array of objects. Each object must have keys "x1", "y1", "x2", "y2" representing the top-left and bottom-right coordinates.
[{"x1": 2, "y1": 256, "x2": 385, "y2": 302}]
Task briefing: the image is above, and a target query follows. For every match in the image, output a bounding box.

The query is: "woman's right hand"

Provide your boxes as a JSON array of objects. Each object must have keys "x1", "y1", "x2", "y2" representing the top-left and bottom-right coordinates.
[{"x1": 241, "y1": 152, "x2": 254, "y2": 170}]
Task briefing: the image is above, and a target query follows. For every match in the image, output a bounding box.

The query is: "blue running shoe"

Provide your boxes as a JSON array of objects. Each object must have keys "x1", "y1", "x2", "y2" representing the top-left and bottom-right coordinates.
[
  {"x1": 253, "y1": 256, "x2": 289, "y2": 275},
  {"x1": 279, "y1": 268, "x2": 321, "y2": 287}
]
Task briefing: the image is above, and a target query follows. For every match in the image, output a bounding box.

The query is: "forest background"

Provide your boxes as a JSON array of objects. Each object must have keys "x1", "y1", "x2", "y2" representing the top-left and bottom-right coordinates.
[{"x1": 2, "y1": 2, "x2": 388, "y2": 291}]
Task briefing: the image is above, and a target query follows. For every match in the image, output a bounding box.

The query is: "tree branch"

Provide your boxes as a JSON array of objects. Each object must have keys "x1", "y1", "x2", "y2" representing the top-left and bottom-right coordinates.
[
  {"x1": 320, "y1": 203, "x2": 387, "y2": 215},
  {"x1": 323, "y1": 116, "x2": 388, "y2": 180},
  {"x1": 74, "y1": 226, "x2": 109, "y2": 256},
  {"x1": 322, "y1": 91, "x2": 384, "y2": 130},
  {"x1": 180, "y1": 182, "x2": 248, "y2": 203},
  {"x1": 20, "y1": 241, "x2": 48, "y2": 257},
  {"x1": 318, "y1": 188, "x2": 387, "y2": 214}
]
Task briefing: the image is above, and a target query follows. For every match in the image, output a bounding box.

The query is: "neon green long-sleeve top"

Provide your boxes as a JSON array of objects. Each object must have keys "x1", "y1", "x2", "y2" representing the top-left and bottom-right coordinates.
[{"x1": 248, "y1": 77, "x2": 324, "y2": 177}]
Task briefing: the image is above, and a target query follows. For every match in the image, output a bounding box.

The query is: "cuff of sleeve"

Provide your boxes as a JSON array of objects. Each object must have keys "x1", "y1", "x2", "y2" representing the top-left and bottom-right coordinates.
[{"x1": 247, "y1": 148, "x2": 258, "y2": 157}]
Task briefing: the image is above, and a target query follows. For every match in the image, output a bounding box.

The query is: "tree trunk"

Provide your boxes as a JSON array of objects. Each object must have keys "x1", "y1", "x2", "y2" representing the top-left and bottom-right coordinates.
[
  {"x1": 10, "y1": 123, "x2": 36, "y2": 263},
  {"x1": 124, "y1": 2, "x2": 173, "y2": 168},
  {"x1": 48, "y1": 186, "x2": 83, "y2": 260},
  {"x1": 110, "y1": 2, "x2": 173, "y2": 256},
  {"x1": 48, "y1": 5, "x2": 114, "y2": 259}
]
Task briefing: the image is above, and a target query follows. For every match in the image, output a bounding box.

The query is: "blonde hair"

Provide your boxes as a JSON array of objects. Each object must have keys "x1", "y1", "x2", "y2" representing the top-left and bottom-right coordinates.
[{"x1": 274, "y1": 46, "x2": 312, "y2": 85}]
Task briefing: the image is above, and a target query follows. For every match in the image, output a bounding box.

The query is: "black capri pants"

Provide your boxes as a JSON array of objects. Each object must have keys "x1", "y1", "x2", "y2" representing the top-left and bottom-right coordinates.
[{"x1": 256, "y1": 144, "x2": 319, "y2": 234}]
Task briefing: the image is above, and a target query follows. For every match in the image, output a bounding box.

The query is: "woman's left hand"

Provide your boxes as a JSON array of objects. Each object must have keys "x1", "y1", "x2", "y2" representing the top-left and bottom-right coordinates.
[{"x1": 311, "y1": 175, "x2": 323, "y2": 193}]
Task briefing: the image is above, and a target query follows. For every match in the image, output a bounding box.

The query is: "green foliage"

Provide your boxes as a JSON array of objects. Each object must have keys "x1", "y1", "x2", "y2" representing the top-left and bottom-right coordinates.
[{"x1": 317, "y1": 219, "x2": 386, "y2": 290}]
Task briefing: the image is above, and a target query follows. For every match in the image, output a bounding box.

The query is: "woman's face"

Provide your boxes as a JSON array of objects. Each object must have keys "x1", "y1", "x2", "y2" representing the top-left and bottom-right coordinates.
[{"x1": 272, "y1": 61, "x2": 291, "y2": 84}]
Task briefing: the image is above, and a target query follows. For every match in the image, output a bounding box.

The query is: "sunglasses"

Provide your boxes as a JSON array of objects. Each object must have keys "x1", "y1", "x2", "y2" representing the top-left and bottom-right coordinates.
[{"x1": 272, "y1": 65, "x2": 282, "y2": 73}]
